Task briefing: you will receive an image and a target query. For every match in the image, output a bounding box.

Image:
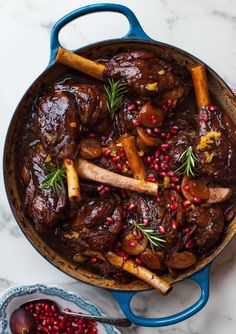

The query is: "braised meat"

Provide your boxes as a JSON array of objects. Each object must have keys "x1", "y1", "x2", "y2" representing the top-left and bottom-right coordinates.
[
  {"x1": 105, "y1": 50, "x2": 191, "y2": 104},
  {"x1": 21, "y1": 146, "x2": 66, "y2": 231},
  {"x1": 35, "y1": 90, "x2": 78, "y2": 159}
]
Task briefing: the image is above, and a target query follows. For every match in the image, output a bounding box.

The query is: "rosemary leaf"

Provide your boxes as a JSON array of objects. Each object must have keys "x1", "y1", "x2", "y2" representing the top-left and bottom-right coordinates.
[
  {"x1": 175, "y1": 146, "x2": 198, "y2": 176},
  {"x1": 104, "y1": 78, "x2": 127, "y2": 118},
  {"x1": 41, "y1": 162, "x2": 66, "y2": 194}
]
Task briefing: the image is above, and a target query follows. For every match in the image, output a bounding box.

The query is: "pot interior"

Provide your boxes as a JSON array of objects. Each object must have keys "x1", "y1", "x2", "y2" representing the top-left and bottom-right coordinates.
[{"x1": 4, "y1": 39, "x2": 236, "y2": 290}]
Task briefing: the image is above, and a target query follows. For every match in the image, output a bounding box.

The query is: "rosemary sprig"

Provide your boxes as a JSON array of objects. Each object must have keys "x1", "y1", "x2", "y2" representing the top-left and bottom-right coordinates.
[
  {"x1": 175, "y1": 146, "x2": 198, "y2": 176},
  {"x1": 130, "y1": 220, "x2": 166, "y2": 251},
  {"x1": 104, "y1": 78, "x2": 127, "y2": 118},
  {"x1": 41, "y1": 162, "x2": 66, "y2": 193}
]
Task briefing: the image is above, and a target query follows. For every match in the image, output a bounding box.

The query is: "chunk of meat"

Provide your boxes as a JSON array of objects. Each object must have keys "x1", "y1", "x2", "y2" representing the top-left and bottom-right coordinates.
[
  {"x1": 35, "y1": 91, "x2": 78, "y2": 159},
  {"x1": 55, "y1": 81, "x2": 111, "y2": 132},
  {"x1": 74, "y1": 195, "x2": 122, "y2": 252},
  {"x1": 22, "y1": 146, "x2": 66, "y2": 230},
  {"x1": 113, "y1": 100, "x2": 139, "y2": 135},
  {"x1": 167, "y1": 251, "x2": 196, "y2": 269},
  {"x1": 105, "y1": 50, "x2": 191, "y2": 102},
  {"x1": 188, "y1": 206, "x2": 224, "y2": 252},
  {"x1": 195, "y1": 107, "x2": 236, "y2": 183},
  {"x1": 140, "y1": 248, "x2": 162, "y2": 270}
]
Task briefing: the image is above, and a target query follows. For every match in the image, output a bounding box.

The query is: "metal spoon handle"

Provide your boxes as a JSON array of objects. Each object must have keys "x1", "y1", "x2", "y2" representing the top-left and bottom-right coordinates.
[{"x1": 62, "y1": 310, "x2": 132, "y2": 327}]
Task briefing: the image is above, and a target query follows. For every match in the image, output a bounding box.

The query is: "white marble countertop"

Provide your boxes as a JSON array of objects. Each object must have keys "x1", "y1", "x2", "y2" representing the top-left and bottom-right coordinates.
[{"x1": 1, "y1": 0, "x2": 236, "y2": 333}]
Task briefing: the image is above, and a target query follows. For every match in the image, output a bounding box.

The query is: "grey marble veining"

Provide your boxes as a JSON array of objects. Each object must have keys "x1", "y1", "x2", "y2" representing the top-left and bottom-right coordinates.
[{"x1": 1, "y1": 0, "x2": 236, "y2": 333}]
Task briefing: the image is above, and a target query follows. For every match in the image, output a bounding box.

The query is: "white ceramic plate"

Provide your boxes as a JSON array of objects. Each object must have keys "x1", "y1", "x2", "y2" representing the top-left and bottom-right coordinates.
[{"x1": 0, "y1": 284, "x2": 121, "y2": 334}]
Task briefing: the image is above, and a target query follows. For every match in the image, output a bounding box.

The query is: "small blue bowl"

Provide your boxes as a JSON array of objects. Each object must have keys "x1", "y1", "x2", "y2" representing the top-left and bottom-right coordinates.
[{"x1": 0, "y1": 284, "x2": 121, "y2": 334}]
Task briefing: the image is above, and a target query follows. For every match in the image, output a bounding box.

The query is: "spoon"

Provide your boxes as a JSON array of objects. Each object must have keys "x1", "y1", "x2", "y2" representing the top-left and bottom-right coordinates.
[{"x1": 21, "y1": 298, "x2": 132, "y2": 328}]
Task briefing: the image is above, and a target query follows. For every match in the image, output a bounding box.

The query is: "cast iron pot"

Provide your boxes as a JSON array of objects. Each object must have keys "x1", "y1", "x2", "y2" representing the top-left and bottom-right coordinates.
[{"x1": 4, "y1": 3, "x2": 236, "y2": 327}]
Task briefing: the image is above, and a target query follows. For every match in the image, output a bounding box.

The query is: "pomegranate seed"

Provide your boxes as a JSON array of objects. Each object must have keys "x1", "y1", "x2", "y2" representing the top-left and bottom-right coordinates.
[
  {"x1": 159, "y1": 171, "x2": 166, "y2": 177},
  {"x1": 161, "y1": 132, "x2": 166, "y2": 138},
  {"x1": 134, "y1": 258, "x2": 142, "y2": 265},
  {"x1": 97, "y1": 185, "x2": 104, "y2": 192},
  {"x1": 172, "y1": 220, "x2": 179, "y2": 229},
  {"x1": 170, "y1": 195, "x2": 176, "y2": 201},
  {"x1": 123, "y1": 254, "x2": 129, "y2": 260},
  {"x1": 147, "y1": 156, "x2": 153, "y2": 164},
  {"x1": 153, "y1": 158, "x2": 159, "y2": 164},
  {"x1": 167, "y1": 170, "x2": 174, "y2": 177},
  {"x1": 165, "y1": 155, "x2": 171, "y2": 162},
  {"x1": 134, "y1": 98, "x2": 142, "y2": 105},
  {"x1": 201, "y1": 113, "x2": 208, "y2": 122},
  {"x1": 106, "y1": 217, "x2": 114, "y2": 223},
  {"x1": 135, "y1": 234, "x2": 143, "y2": 240},
  {"x1": 155, "y1": 150, "x2": 160, "y2": 157},
  {"x1": 119, "y1": 147, "x2": 125, "y2": 156},
  {"x1": 156, "y1": 197, "x2": 161, "y2": 203},
  {"x1": 170, "y1": 182, "x2": 176, "y2": 189},
  {"x1": 146, "y1": 128, "x2": 153, "y2": 136},
  {"x1": 183, "y1": 227, "x2": 190, "y2": 233},
  {"x1": 185, "y1": 240, "x2": 194, "y2": 249},
  {"x1": 161, "y1": 163, "x2": 168, "y2": 171},
  {"x1": 193, "y1": 196, "x2": 202, "y2": 203},
  {"x1": 116, "y1": 163, "x2": 123, "y2": 171},
  {"x1": 116, "y1": 250, "x2": 125, "y2": 257},
  {"x1": 104, "y1": 186, "x2": 111, "y2": 192},
  {"x1": 88, "y1": 132, "x2": 95, "y2": 138},
  {"x1": 89, "y1": 257, "x2": 97, "y2": 263},
  {"x1": 132, "y1": 119, "x2": 140, "y2": 126},
  {"x1": 154, "y1": 127, "x2": 161, "y2": 134},
  {"x1": 176, "y1": 185, "x2": 181, "y2": 192},
  {"x1": 171, "y1": 176, "x2": 179, "y2": 182},
  {"x1": 128, "y1": 241, "x2": 137, "y2": 247},
  {"x1": 183, "y1": 185, "x2": 190, "y2": 191},
  {"x1": 128, "y1": 104, "x2": 136, "y2": 111},
  {"x1": 159, "y1": 226, "x2": 165, "y2": 234},
  {"x1": 143, "y1": 218, "x2": 149, "y2": 225},
  {"x1": 169, "y1": 203, "x2": 178, "y2": 211},
  {"x1": 183, "y1": 200, "x2": 191, "y2": 208},
  {"x1": 128, "y1": 203, "x2": 135, "y2": 211},
  {"x1": 170, "y1": 127, "x2": 178, "y2": 134},
  {"x1": 146, "y1": 177, "x2": 156, "y2": 182},
  {"x1": 112, "y1": 155, "x2": 120, "y2": 162},
  {"x1": 208, "y1": 105, "x2": 216, "y2": 111},
  {"x1": 103, "y1": 149, "x2": 111, "y2": 157},
  {"x1": 154, "y1": 164, "x2": 159, "y2": 171},
  {"x1": 151, "y1": 115, "x2": 158, "y2": 123},
  {"x1": 161, "y1": 143, "x2": 170, "y2": 150},
  {"x1": 166, "y1": 132, "x2": 172, "y2": 139}
]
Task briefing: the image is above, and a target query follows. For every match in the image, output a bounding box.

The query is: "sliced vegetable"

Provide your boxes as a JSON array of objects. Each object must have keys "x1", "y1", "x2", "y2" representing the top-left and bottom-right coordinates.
[
  {"x1": 137, "y1": 127, "x2": 161, "y2": 147},
  {"x1": 167, "y1": 251, "x2": 196, "y2": 269},
  {"x1": 122, "y1": 231, "x2": 148, "y2": 255},
  {"x1": 189, "y1": 179, "x2": 209, "y2": 200},
  {"x1": 207, "y1": 187, "x2": 232, "y2": 204},
  {"x1": 138, "y1": 102, "x2": 164, "y2": 128}
]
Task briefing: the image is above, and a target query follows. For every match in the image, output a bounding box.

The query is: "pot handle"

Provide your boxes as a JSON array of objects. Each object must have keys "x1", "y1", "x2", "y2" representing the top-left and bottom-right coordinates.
[
  {"x1": 110, "y1": 264, "x2": 211, "y2": 327},
  {"x1": 49, "y1": 3, "x2": 152, "y2": 65}
]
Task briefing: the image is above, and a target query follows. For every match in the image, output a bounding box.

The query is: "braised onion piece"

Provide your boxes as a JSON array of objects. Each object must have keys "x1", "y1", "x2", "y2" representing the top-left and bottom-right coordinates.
[
  {"x1": 138, "y1": 102, "x2": 164, "y2": 128},
  {"x1": 122, "y1": 232, "x2": 148, "y2": 255},
  {"x1": 79, "y1": 138, "x2": 102, "y2": 160},
  {"x1": 167, "y1": 252, "x2": 196, "y2": 269},
  {"x1": 140, "y1": 248, "x2": 162, "y2": 270},
  {"x1": 137, "y1": 127, "x2": 161, "y2": 147}
]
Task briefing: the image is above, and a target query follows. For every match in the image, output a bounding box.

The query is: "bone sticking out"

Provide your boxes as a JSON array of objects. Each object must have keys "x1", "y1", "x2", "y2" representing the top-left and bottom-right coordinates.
[
  {"x1": 64, "y1": 159, "x2": 81, "y2": 202},
  {"x1": 56, "y1": 47, "x2": 106, "y2": 81},
  {"x1": 191, "y1": 65, "x2": 211, "y2": 109},
  {"x1": 77, "y1": 158, "x2": 158, "y2": 196},
  {"x1": 106, "y1": 251, "x2": 172, "y2": 295}
]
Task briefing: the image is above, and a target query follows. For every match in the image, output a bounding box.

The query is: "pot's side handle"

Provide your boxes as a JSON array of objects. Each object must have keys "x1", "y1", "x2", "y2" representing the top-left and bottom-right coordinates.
[
  {"x1": 49, "y1": 3, "x2": 152, "y2": 65},
  {"x1": 110, "y1": 264, "x2": 211, "y2": 327}
]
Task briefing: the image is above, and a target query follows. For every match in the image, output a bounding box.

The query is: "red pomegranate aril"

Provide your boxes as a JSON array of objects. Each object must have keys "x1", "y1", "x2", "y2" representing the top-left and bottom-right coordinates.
[
  {"x1": 123, "y1": 254, "x2": 129, "y2": 261},
  {"x1": 128, "y1": 203, "x2": 135, "y2": 211},
  {"x1": 171, "y1": 176, "x2": 179, "y2": 182},
  {"x1": 128, "y1": 104, "x2": 136, "y2": 111},
  {"x1": 170, "y1": 195, "x2": 176, "y2": 201},
  {"x1": 161, "y1": 163, "x2": 168, "y2": 171},
  {"x1": 166, "y1": 132, "x2": 172, "y2": 139},
  {"x1": 155, "y1": 149, "x2": 160, "y2": 157},
  {"x1": 170, "y1": 127, "x2": 178, "y2": 134},
  {"x1": 201, "y1": 113, "x2": 208, "y2": 122},
  {"x1": 169, "y1": 203, "x2": 178, "y2": 211},
  {"x1": 112, "y1": 155, "x2": 120, "y2": 163},
  {"x1": 185, "y1": 240, "x2": 194, "y2": 249},
  {"x1": 143, "y1": 218, "x2": 149, "y2": 225},
  {"x1": 88, "y1": 132, "x2": 96, "y2": 138},
  {"x1": 104, "y1": 186, "x2": 111, "y2": 192},
  {"x1": 146, "y1": 128, "x2": 153, "y2": 136},
  {"x1": 154, "y1": 164, "x2": 159, "y2": 171},
  {"x1": 183, "y1": 185, "x2": 190, "y2": 191},
  {"x1": 116, "y1": 250, "x2": 125, "y2": 257},
  {"x1": 161, "y1": 143, "x2": 170, "y2": 151},
  {"x1": 176, "y1": 185, "x2": 181, "y2": 192},
  {"x1": 103, "y1": 149, "x2": 111, "y2": 157},
  {"x1": 161, "y1": 132, "x2": 166, "y2": 138},
  {"x1": 147, "y1": 156, "x2": 153, "y2": 164},
  {"x1": 159, "y1": 171, "x2": 166, "y2": 177},
  {"x1": 183, "y1": 200, "x2": 191, "y2": 208},
  {"x1": 151, "y1": 115, "x2": 158, "y2": 123},
  {"x1": 153, "y1": 158, "x2": 159, "y2": 164},
  {"x1": 97, "y1": 185, "x2": 104, "y2": 192},
  {"x1": 172, "y1": 220, "x2": 179, "y2": 229},
  {"x1": 208, "y1": 105, "x2": 216, "y2": 111},
  {"x1": 89, "y1": 257, "x2": 97, "y2": 264},
  {"x1": 116, "y1": 163, "x2": 123, "y2": 171},
  {"x1": 146, "y1": 177, "x2": 156, "y2": 182},
  {"x1": 165, "y1": 155, "x2": 171, "y2": 162},
  {"x1": 193, "y1": 196, "x2": 202, "y2": 204},
  {"x1": 119, "y1": 147, "x2": 125, "y2": 156},
  {"x1": 167, "y1": 170, "x2": 174, "y2": 177},
  {"x1": 132, "y1": 119, "x2": 140, "y2": 126},
  {"x1": 134, "y1": 98, "x2": 142, "y2": 105},
  {"x1": 183, "y1": 227, "x2": 190, "y2": 233},
  {"x1": 134, "y1": 257, "x2": 142, "y2": 265},
  {"x1": 106, "y1": 217, "x2": 114, "y2": 223},
  {"x1": 135, "y1": 234, "x2": 143, "y2": 240},
  {"x1": 159, "y1": 226, "x2": 165, "y2": 234},
  {"x1": 128, "y1": 241, "x2": 137, "y2": 247}
]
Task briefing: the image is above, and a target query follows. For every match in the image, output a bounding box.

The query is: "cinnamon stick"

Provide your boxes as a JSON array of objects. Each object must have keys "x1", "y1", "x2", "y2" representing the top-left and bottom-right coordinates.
[
  {"x1": 77, "y1": 158, "x2": 158, "y2": 196},
  {"x1": 56, "y1": 47, "x2": 106, "y2": 81},
  {"x1": 121, "y1": 136, "x2": 146, "y2": 180},
  {"x1": 191, "y1": 65, "x2": 211, "y2": 109},
  {"x1": 106, "y1": 251, "x2": 172, "y2": 295}
]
